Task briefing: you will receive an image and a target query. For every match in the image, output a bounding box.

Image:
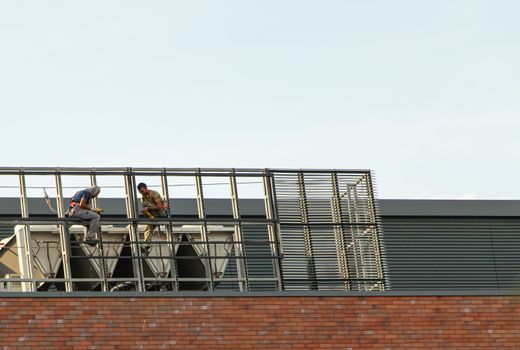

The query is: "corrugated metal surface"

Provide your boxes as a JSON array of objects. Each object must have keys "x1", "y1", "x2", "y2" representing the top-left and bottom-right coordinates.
[{"x1": 382, "y1": 217, "x2": 520, "y2": 290}]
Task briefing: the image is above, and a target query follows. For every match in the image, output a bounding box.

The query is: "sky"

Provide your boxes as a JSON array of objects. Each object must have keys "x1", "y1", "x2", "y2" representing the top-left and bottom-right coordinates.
[{"x1": 0, "y1": 1, "x2": 519, "y2": 199}]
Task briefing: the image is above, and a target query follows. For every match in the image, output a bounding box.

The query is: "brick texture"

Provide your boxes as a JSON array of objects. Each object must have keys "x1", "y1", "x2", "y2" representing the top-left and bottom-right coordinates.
[{"x1": 0, "y1": 295, "x2": 519, "y2": 349}]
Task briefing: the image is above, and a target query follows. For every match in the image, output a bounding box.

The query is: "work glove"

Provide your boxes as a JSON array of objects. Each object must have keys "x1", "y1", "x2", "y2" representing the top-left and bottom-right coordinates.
[
  {"x1": 93, "y1": 207, "x2": 104, "y2": 214},
  {"x1": 143, "y1": 208, "x2": 156, "y2": 218}
]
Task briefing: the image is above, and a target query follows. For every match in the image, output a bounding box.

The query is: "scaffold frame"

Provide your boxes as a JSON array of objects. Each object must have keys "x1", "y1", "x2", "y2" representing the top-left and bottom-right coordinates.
[{"x1": 0, "y1": 167, "x2": 385, "y2": 293}]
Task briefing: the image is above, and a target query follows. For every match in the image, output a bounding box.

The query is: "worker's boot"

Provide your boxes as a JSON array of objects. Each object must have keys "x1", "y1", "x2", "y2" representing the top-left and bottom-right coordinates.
[
  {"x1": 83, "y1": 235, "x2": 98, "y2": 247},
  {"x1": 140, "y1": 245, "x2": 151, "y2": 256}
]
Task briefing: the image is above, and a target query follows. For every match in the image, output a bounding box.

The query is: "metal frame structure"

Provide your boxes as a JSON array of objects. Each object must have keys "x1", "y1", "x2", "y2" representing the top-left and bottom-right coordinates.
[
  {"x1": 271, "y1": 169, "x2": 385, "y2": 291},
  {"x1": 0, "y1": 167, "x2": 385, "y2": 293}
]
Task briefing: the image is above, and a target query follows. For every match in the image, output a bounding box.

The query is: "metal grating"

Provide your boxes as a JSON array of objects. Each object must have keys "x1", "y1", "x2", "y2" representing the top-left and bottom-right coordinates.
[{"x1": 271, "y1": 170, "x2": 385, "y2": 291}]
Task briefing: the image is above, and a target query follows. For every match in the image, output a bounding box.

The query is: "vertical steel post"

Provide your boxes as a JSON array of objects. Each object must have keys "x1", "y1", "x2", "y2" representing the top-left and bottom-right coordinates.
[
  {"x1": 161, "y1": 170, "x2": 179, "y2": 291},
  {"x1": 263, "y1": 171, "x2": 284, "y2": 291},
  {"x1": 89, "y1": 172, "x2": 98, "y2": 209},
  {"x1": 195, "y1": 170, "x2": 214, "y2": 291},
  {"x1": 230, "y1": 170, "x2": 249, "y2": 291},
  {"x1": 297, "y1": 172, "x2": 317, "y2": 290},
  {"x1": 350, "y1": 183, "x2": 367, "y2": 288},
  {"x1": 55, "y1": 171, "x2": 73, "y2": 292},
  {"x1": 365, "y1": 173, "x2": 385, "y2": 291},
  {"x1": 330, "y1": 172, "x2": 350, "y2": 291},
  {"x1": 124, "y1": 168, "x2": 145, "y2": 292},
  {"x1": 18, "y1": 171, "x2": 35, "y2": 292},
  {"x1": 344, "y1": 184, "x2": 362, "y2": 289},
  {"x1": 89, "y1": 172, "x2": 108, "y2": 292}
]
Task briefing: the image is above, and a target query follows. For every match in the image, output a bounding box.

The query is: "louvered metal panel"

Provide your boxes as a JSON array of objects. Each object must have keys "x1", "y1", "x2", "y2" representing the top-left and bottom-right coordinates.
[
  {"x1": 381, "y1": 217, "x2": 520, "y2": 290},
  {"x1": 272, "y1": 170, "x2": 385, "y2": 291},
  {"x1": 242, "y1": 224, "x2": 278, "y2": 291},
  {"x1": 491, "y1": 220, "x2": 520, "y2": 289},
  {"x1": 214, "y1": 224, "x2": 278, "y2": 291}
]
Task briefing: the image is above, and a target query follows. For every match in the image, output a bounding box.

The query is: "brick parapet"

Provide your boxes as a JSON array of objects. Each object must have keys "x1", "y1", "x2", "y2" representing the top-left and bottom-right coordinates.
[{"x1": 1, "y1": 295, "x2": 520, "y2": 349}]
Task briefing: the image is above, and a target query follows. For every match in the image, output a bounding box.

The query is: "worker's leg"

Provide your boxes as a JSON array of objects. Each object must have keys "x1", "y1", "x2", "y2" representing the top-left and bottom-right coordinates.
[
  {"x1": 86, "y1": 213, "x2": 100, "y2": 238},
  {"x1": 144, "y1": 224, "x2": 156, "y2": 244},
  {"x1": 72, "y1": 209, "x2": 100, "y2": 239}
]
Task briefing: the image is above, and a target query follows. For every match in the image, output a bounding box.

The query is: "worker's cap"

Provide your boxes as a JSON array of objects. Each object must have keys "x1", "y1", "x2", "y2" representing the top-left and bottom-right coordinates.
[{"x1": 89, "y1": 186, "x2": 101, "y2": 197}]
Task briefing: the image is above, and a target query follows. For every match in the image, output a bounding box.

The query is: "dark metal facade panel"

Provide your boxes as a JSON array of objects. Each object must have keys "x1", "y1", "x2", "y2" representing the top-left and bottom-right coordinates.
[
  {"x1": 213, "y1": 224, "x2": 278, "y2": 292},
  {"x1": 241, "y1": 224, "x2": 278, "y2": 291},
  {"x1": 0, "y1": 224, "x2": 14, "y2": 239},
  {"x1": 382, "y1": 217, "x2": 520, "y2": 290},
  {"x1": 378, "y1": 199, "x2": 520, "y2": 217}
]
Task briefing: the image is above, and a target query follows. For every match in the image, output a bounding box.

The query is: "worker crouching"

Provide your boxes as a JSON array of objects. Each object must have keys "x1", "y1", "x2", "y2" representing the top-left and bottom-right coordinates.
[
  {"x1": 137, "y1": 182, "x2": 167, "y2": 255},
  {"x1": 67, "y1": 186, "x2": 103, "y2": 247}
]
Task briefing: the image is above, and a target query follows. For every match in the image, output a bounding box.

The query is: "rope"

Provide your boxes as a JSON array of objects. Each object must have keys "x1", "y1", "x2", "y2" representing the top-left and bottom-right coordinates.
[{"x1": 42, "y1": 188, "x2": 58, "y2": 214}]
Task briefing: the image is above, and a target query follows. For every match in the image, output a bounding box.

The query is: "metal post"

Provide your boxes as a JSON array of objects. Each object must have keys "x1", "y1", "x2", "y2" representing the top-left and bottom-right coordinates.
[
  {"x1": 344, "y1": 184, "x2": 362, "y2": 289},
  {"x1": 195, "y1": 170, "x2": 214, "y2": 291},
  {"x1": 55, "y1": 172, "x2": 73, "y2": 292},
  {"x1": 124, "y1": 169, "x2": 145, "y2": 292},
  {"x1": 230, "y1": 170, "x2": 249, "y2": 291},
  {"x1": 161, "y1": 170, "x2": 179, "y2": 292},
  {"x1": 89, "y1": 172, "x2": 98, "y2": 209},
  {"x1": 90, "y1": 172, "x2": 108, "y2": 292},
  {"x1": 331, "y1": 172, "x2": 350, "y2": 291},
  {"x1": 263, "y1": 171, "x2": 284, "y2": 291},
  {"x1": 365, "y1": 173, "x2": 385, "y2": 291},
  {"x1": 297, "y1": 172, "x2": 317, "y2": 290},
  {"x1": 18, "y1": 171, "x2": 35, "y2": 292},
  {"x1": 350, "y1": 183, "x2": 367, "y2": 289}
]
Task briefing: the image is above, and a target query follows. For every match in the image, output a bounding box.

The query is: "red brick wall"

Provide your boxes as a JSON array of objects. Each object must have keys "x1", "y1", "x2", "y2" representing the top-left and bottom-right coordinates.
[{"x1": 1, "y1": 295, "x2": 520, "y2": 349}]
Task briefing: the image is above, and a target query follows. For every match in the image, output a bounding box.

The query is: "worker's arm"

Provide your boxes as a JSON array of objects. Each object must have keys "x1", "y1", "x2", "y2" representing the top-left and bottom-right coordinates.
[
  {"x1": 152, "y1": 196, "x2": 163, "y2": 210},
  {"x1": 144, "y1": 195, "x2": 163, "y2": 212},
  {"x1": 78, "y1": 196, "x2": 91, "y2": 210}
]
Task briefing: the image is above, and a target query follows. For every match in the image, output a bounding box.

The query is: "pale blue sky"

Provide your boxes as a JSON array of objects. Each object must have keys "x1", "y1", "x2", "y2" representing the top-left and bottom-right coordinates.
[{"x1": 1, "y1": 1, "x2": 519, "y2": 199}]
